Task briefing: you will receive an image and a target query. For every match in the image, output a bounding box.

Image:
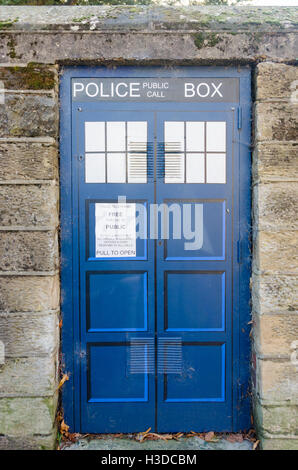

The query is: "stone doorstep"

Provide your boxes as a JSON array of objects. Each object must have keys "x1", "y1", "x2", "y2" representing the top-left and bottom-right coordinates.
[{"x1": 62, "y1": 435, "x2": 254, "y2": 451}]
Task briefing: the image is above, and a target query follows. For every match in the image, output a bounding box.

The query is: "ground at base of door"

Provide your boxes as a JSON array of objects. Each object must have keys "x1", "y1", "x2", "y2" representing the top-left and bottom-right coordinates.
[{"x1": 62, "y1": 436, "x2": 253, "y2": 451}]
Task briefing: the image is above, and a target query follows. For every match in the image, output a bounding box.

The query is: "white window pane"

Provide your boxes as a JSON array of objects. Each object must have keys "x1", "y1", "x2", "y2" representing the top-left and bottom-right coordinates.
[
  {"x1": 206, "y1": 153, "x2": 226, "y2": 184},
  {"x1": 164, "y1": 122, "x2": 184, "y2": 152},
  {"x1": 127, "y1": 121, "x2": 147, "y2": 153},
  {"x1": 186, "y1": 153, "x2": 205, "y2": 183},
  {"x1": 85, "y1": 153, "x2": 105, "y2": 183},
  {"x1": 128, "y1": 153, "x2": 147, "y2": 183},
  {"x1": 85, "y1": 122, "x2": 105, "y2": 152},
  {"x1": 107, "y1": 122, "x2": 125, "y2": 151},
  {"x1": 165, "y1": 153, "x2": 184, "y2": 183},
  {"x1": 186, "y1": 122, "x2": 205, "y2": 152},
  {"x1": 107, "y1": 153, "x2": 126, "y2": 183},
  {"x1": 206, "y1": 122, "x2": 226, "y2": 152}
]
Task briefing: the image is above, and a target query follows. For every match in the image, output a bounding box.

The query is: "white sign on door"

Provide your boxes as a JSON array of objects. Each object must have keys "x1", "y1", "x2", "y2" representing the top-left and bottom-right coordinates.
[{"x1": 95, "y1": 203, "x2": 136, "y2": 258}]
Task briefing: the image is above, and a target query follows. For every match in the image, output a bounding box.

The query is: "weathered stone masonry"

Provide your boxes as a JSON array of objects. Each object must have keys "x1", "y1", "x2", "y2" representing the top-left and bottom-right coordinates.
[
  {"x1": 252, "y1": 62, "x2": 298, "y2": 450},
  {"x1": 0, "y1": 63, "x2": 59, "y2": 450},
  {"x1": 0, "y1": 5, "x2": 297, "y2": 450}
]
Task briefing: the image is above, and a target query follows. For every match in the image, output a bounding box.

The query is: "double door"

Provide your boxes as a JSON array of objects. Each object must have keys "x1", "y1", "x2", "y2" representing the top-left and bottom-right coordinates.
[{"x1": 75, "y1": 108, "x2": 235, "y2": 432}]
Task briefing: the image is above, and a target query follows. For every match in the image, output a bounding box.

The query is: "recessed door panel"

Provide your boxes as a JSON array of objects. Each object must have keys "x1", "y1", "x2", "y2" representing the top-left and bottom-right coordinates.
[
  {"x1": 165, "y1": 272, "x2": 225, "y2": 331},
  {"x1": 88, "y1": 344, "x2": 149, "y2": 402},
  {"x1": 164, "y1": 344, "x2": 225, "y2": 402},
  {"x1": 164, "y1": 199, "x2": 226, "y2": 260},
  {"x1": 87, "y1": 271, "x2": 148, "y2": 332}
]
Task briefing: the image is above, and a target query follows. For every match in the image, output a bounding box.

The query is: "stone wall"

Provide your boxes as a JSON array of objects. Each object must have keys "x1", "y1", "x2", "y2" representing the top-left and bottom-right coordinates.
[
  {"x1": 252, "y1": 62, "x2": 298, "y2": 450},
  {"x1": 0, "y1": 5, "x2": 297, "y2": 450},
  {"x1": 0, "y1": 64, "x2": 59, "y2": 449}
]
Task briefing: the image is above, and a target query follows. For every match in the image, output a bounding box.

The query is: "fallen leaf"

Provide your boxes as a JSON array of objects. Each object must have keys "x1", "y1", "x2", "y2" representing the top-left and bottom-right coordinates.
[
  {"x1": 253, "y1": 440, "x2": 260, "y2": 450},
  {"x1": 144, "y1": 432, "x2": 168, "y2": 441},
  {"x1": 204, "y1": 431, "x2": 215, "y2": 442},
  {"x1": 245, "y1": 429, "x2": 257, "y2": 442},
  {"x1": 60, "y1": 419, "x2": 69, "y2": 435},
  {"x1": 67, "y1": 432, "x2": 80, "y2": 443},
  {"x1": 142, "y1": 427, "x2": 151, "y2": 435},
  {"x1": 226, "y1": 433, "x2": 244, "y2": 443},
  {"x1": 59, "y1": 318, "x2": 63, "y2": 328},
  {"x1": 138, "y1": 427, "x2": 151, "y2": 442},
  {"x1": 57, "y1": 374, "x2": 69, "y2": 390},
  {"x1": 173, "y1": 432, "x2": 183, "y2": 440}
]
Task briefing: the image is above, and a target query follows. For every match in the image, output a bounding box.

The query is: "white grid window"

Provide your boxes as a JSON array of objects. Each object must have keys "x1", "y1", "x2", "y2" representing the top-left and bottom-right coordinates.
[
  {"x1": 85, "y1": 121, "x2": 147, "y2": 183},
  {"x1": 164, "y1": 121, "x2": 227, "y2": 184}
]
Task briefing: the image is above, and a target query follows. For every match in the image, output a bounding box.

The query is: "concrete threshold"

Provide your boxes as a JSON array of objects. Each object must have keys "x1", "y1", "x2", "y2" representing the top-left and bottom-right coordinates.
[{"x1": 62, "y1": 435, "x2": 253, "y2": 451}]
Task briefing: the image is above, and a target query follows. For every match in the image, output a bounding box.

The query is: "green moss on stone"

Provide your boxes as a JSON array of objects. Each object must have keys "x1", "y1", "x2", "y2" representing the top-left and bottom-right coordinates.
[
  {"x1": 193, "y1": 32, "x2": 205, "y2": 49},
  {"x1": 72, "y1": 16, "x2": 92, "y2": 23},
  {"x1": 0, "y1": 63, "x2": 55, "y2": 90},
  {"x1": 0, "y1": 18, "x2": 18, "y2": 30},
  {"x1": 20, "y1": 63, "x2": 56, "y2": 90},
  {"x1": 7, "y1": 36, "x2": 16, "y2": 59},
  {"x1": 43, "y1": 397, "x2": 55, "y2": 420},
  {"x1": 193, "y1": 32, "x2": 223, "y2": 49}
]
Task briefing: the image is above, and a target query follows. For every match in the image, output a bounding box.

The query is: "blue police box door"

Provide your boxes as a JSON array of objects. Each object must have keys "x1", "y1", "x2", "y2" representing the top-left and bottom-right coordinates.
[{"x1": 60, "y1": 67, "x2": 251, "y2": 433}]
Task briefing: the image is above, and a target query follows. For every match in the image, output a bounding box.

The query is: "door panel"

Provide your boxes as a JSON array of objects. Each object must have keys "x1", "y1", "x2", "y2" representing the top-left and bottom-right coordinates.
[
  {"x1": 77, "y1": 111, "x2": 155, "y2": 433},
  {"x1": 156, "y1": 111, "x2": 233, "y2": 431}
]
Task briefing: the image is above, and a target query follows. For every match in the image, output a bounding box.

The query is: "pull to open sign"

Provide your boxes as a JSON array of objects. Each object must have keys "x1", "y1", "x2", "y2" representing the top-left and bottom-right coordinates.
[{"x1": 72, "y1": 78, "x2": 239, "y2": 102}]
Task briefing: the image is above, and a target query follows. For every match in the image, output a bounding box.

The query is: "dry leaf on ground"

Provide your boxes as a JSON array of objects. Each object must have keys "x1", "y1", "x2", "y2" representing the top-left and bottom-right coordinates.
[
  {"x1": 226, "y1": 433, "x2": 244, "y2": 443},
  {"x1": 57, "y1": 374, "x2": 69, "y2": 390},
  {"x1": 204, "y1": 431, "x2": 215, "y2": 442},
  {"x1": 60, "y1": 419, "x2": 69, "y2": 435},
  {"x1": 253, "y1": 440, "x2": 260, "y2": 450}
]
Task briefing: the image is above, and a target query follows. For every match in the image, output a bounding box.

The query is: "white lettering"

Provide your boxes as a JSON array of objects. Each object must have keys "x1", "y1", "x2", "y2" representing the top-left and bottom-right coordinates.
[
  {"x1": 185, "y1": 82, "x2": 195, "y2": 97},
  {"x1": 73, "y1": 82, "x2": 84, "y2": 97},
  {"x1": 100, "y1": 82, "x2": 110, "y2": 98},
  {"x1": 197, "y1": 82, "x2": 210, "y2": 98},
  {"x1": 86, "y1": 82, "x2": 99, "y2": 97},
  {"x1": 130, "y1": 82, "x2": 141, "y2": 97},
  {"x1": 211, "y1": 82, "x2": 223, "y2": 97},
  {"x1": 115, "y1": 82, "x2": 128, "y2": 97}
]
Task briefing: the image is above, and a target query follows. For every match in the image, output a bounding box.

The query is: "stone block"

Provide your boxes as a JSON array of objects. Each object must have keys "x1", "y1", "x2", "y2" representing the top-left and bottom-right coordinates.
[
  {"x1": 0, "y1": 275, "x2": 59, "y2": 312},
  {"x1": 256, "y1": 62, "x2": 298, "y2": 101},
  {"x1": 255, "y1": 102, "x2": 297, "y2": 142},
  {"x1": 252, "y1": 273, "x2": 298, "y2": 315},
  {"x1": 254, "y1": 314, "x2": 298, "y2": 358},
  {"x1": 0, "y1": 354, "x2": 58, "y2": 397},
  {"x1": 252, "y1": 143, "x2": 298, "y2": 182},
  {"x1": 0, "y1": 311, "x2": 59, "y2": 357},
  {"x1": 260, "y1": 437, "x2": 298, "y2": 450},
  {"x1": 0, "y1": 396, "x2": 57, "y2": 437},
  {"x1": 0, "y1": 230, "x2": 58, "y2": 272},
  {"x1": 256, "y1": 358, "x2": 298, "y2": 404},
  {"x1": 0, "y1": 142, "x2": 58, "y2": 181},
  {"x1": 0, "y1": 430, "x2": 57, "y2": 450},
  {"x1": 253, "y1": 182, "x2": 298, "y2": 231},
  {"x1": 255, "y1": 401, "x2": 298, "y2": 436},
  {"x1": 0, "y1": 93, "x2": 57, "y2": 138},
  {"x1": 0, "y1": 184, "x2": 58, "y2": 227},
  {"x1": 253, "y1": 231, "x2": 298, "y2": 275},
  {"x1": 0, "y1": 64, "x2": 56, "y2": 90}
]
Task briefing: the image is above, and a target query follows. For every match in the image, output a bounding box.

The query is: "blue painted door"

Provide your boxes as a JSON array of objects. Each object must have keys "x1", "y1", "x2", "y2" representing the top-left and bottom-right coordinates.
[
  {"x1": 156, "y1": 112, "x2": 232, "y2": 431},
  {"x1": 76, "y1": 110, "x2": 156, "y2": 433},
  {"x1": 60, "y1": 66, "x2": 251, "y2": 433}
]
